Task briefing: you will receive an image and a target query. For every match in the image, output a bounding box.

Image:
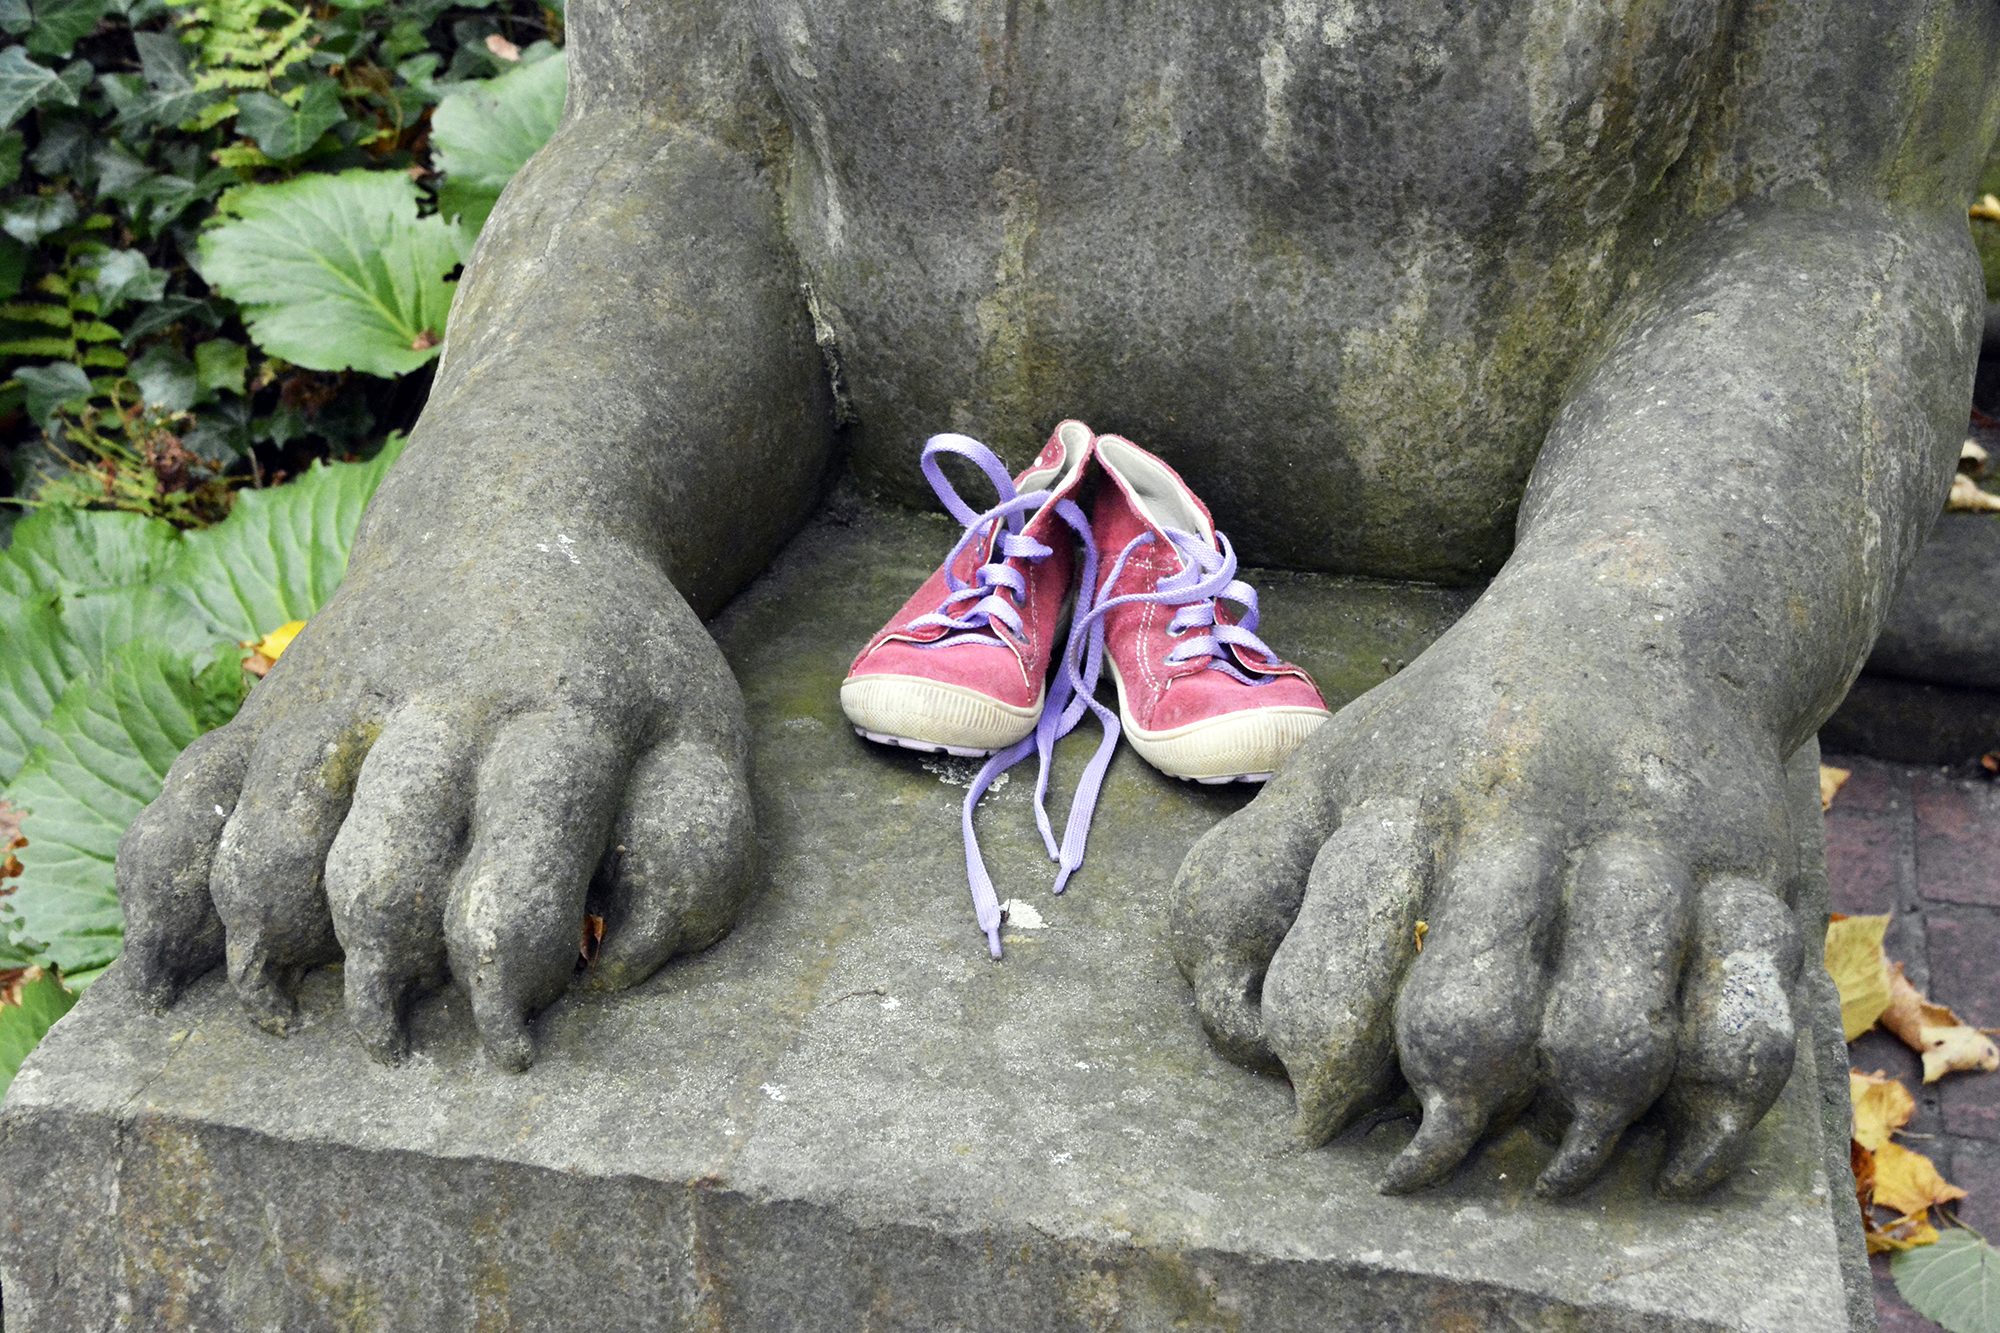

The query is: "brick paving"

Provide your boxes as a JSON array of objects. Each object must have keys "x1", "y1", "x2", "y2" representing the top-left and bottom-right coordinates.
[{"x1": 1822, "y1": 753, "x2": 2000, "y2": 1331}]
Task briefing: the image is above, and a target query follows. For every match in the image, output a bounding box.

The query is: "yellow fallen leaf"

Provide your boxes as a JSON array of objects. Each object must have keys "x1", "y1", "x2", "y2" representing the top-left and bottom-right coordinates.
[
  {"x1": 1851, "y1": 1069, "x2": 1916, "y2": 1152},
  {"x1": 484, "y1": 32, "x2": 521, "y2": 60},
  {"x1": 1820, "y1": 765, "x2": 1851, "y2": 810},
  {"x1": 239, "y1": 620, "x2": 306, "y2": 680},
  {"x1": 1826, "y1": 913, "x2": 1894, "y2": 1040},
  {"x1": 1873, "y1": 1141, "x2": 1968, "y2": 1218},
  {"x1": 1413, "y1": 920, "x2": 1427, "y2": 953},
  {"x1": 1881, "y1": 963, "x2": 2000, "y2": 1083},
  {"x1": 1972, "y1": 192, "x2": 2000, "y2": 223},
  {"x1": 255, "y1": 621, "x2": 306, "y2": 661},
  {"x1": 1947, "y1": 473, "x2": 2000, "y2": 512}
]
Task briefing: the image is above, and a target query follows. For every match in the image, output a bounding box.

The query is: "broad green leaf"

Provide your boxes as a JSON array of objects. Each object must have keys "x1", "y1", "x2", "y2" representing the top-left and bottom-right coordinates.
[
  {"x1": 197, "y1": 170, "x2": 459, "y2": 376},
  {"x1": 0, "y1": 969, "x2": 77, "y2": 1098},
  {"x1": 56, "y1": 584, "x2": 225, "y2": 669},
  {"x1": 0, "y1": 509, "x2": 192, "y2": 782},
  {"x1": 0, "y1": 505, "x2": 183, "y2": 600},
  {"x1": 170, "y1": 436, "x2": 404, "y2": 640},
  {"x1": 5, "y1": 640, "x2": 246, "y2": 974},
  {"x1": 431, "y1": 49, "x2": 564, "y2": 238},
  {"x1": 0, "y1": 44, "x2": 60, "y2": 130},
  {"x1": 434, "y1": 175, "x2": 498, "y2": 245},
  {"x1": 22, "y1": 0, "x2": 108, "y2": 58},
  {"x1": 0, "y1": 601, "x2": 85, "y2": 783},
  {"x1": 234, "y1": 80, "x2": 344, "y2": 160},
  {"x1": 1894, "y1": 1230, "x2": 2000, "y2": 1333}
]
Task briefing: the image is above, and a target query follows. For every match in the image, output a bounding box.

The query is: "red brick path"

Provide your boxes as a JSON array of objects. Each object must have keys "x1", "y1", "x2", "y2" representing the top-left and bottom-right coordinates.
[{"x1": 1822, "y1": 754, "x2": 2000, "y2": 1332}]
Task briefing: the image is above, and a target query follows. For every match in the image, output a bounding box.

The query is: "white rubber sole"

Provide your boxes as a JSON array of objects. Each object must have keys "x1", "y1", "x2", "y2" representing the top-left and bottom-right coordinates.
[
  {"x1": 840, "y1": 673, "x2": 1043, "y2": 757},
  {"x1": 1105, "y1": 656, "x2": 1330, "y2": 783}
]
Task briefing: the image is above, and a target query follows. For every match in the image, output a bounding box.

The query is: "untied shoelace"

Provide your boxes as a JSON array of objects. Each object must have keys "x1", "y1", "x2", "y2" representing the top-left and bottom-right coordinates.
[{"x1": 912, "y1": 435, "x2": 1290, "y2": 959}]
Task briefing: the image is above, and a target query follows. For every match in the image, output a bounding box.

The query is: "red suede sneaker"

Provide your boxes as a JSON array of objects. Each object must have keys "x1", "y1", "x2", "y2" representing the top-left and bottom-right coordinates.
[
  {"x1": 841, "y1": 421, "x2": 1094, "y2": 756},
  {"x1": 1084, "y1": 433, "x2": 1331, "y2": 783}
]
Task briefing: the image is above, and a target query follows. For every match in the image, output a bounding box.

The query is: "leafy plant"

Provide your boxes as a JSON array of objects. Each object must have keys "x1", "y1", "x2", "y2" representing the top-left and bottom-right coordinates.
[
  {"x1": 198, "y1": 168, "x2": 462, "y2": 376},
  {"x1": 1, "y1": 0, "x2": 566, "y2": 530},
  {"x1": 0, "y1": 967, "x2": 77, "y2": 1097},
  {"x1": 0, "y1": 438, "x2": 401, "y2": 981},
  {"x1": 1894, "y1": 1229, "x2": 2000, "y2": 1333},
  {"x1": 430, "y1": 45, "x2": 562, "y2": 236}
]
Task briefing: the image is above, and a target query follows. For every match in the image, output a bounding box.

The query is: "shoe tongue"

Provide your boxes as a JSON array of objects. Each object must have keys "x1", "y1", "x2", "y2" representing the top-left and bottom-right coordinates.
[
  {"x1": 1095, "y1": 435, "x2": 1214, "y2": 547},
  {"x1": 1015, "y1": 420, "x2": 1093, "y2": 496}
]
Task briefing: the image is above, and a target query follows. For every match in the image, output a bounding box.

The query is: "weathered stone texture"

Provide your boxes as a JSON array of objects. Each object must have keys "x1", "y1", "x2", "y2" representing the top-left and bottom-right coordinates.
[{"x1": 1, "y1": 506, "x2": 1866, "y2": 1331}]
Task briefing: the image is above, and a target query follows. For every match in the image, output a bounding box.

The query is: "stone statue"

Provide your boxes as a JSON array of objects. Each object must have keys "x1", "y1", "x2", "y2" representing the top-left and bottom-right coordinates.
[{"x1": 109, "y1": 0, "x2": 2000, "y2": 1202}]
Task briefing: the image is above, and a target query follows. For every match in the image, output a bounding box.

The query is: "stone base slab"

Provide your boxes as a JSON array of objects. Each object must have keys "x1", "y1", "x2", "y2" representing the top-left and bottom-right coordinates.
[{"x1": 0, "y1": 503, "x2": 1870, "y2": 1331}]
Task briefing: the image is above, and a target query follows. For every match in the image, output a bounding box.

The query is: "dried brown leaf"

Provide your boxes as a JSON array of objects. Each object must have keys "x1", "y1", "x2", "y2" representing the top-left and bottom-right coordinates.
[
  {"x1": 1866, "y1": 1210, "x2": 1941, "y2": 1255},
  {"x1": 1820, "y1": 765, "x2": 1851, "y2": 810},
  {"x1": 1882, "y1": 962, "x2": 2000, "y2": 1082}
]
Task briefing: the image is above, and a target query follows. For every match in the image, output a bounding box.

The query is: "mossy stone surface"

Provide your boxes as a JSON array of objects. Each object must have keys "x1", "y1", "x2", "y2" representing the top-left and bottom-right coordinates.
[{"x1": 0, "y1": 506, "x2": 1863, "y2": 1331}]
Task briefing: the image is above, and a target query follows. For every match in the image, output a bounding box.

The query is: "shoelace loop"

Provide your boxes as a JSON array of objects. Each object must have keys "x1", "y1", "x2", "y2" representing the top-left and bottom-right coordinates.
[{"x1": 905, "y1": 435, "x2": 1056, "y2": 649}]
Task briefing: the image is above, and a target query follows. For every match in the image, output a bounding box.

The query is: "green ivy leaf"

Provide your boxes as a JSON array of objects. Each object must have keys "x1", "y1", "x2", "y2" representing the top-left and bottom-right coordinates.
[
  {"x1": 4, "y1": 639, "x2": 246, "y2": 974},
  {"x1": 0, "y1": 969, "x2": 78, "y2": 1097},
  {"x1": 193, "y1": 337, "x2": 246, "y2": 400},
  {"x1": 129, "y1": 340, "x2": 195, "y2": 411},
  {"x1": 170, "y1": 436, "x2": 405, "y2": 640},
  {"x1": 430, "y1": 48, "x2": 565, "y2": 238},
  {"x1": 1, "y1": 191, "x2": 77, "y2": 244},
  {"x1": 233, "y1": 79, "x2": 344, "y2": 160},
  {"x1": 197, "y1": 170, "x2": 458, "y2": 376},
  {"x1": 86, "y1": 247, "x2": 167, "y2": 316},
  {"x1": 0, "y1": 47, "x2": 62, "y2": 132},
  {"x1": 13, "y1": 360, "x2": 88, "y2": 425},
  {"x1": 1894, "y1": 1230, "x2": 2000, "y2": 1333},
  {"x1": 21, "y1": 0, "x2": 109, "y2": 58}
]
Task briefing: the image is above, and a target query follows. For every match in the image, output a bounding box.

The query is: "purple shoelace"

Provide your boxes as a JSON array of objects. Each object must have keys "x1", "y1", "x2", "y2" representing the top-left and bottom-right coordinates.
[
  {"x1": 1017, "y1": 527, "x2": 1291, "y2": 916},
  {"x1": 909, "y1": 437, "x2": 1296, "y2": 959},
  {"x1": 905, "y1": 435, "x2": 1099, "y2": 958},
  {"x1": 924, "y1": 440, "x2": 1296, "y2": 948}
]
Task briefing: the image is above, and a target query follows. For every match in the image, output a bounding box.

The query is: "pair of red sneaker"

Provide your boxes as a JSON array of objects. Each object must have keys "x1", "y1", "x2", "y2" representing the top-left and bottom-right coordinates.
[{"x1": 841, "y1": 422, "x2": 1331, "y2": 956}]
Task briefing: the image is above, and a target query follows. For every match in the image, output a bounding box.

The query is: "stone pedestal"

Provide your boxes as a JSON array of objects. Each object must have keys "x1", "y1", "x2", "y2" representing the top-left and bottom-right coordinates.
[{"x1": 0, "y1": 502, "x2": 1870, "y2": 1331}]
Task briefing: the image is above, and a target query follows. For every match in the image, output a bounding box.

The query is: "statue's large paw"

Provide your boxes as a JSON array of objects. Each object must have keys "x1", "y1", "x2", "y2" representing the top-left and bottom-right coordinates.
[
  {"x1": 114, "y1": 536, "x2": 756, "y2": 1071},
  {"x1": 1169, "y1": 636, "x2": 1812, "y2": 1199}
]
